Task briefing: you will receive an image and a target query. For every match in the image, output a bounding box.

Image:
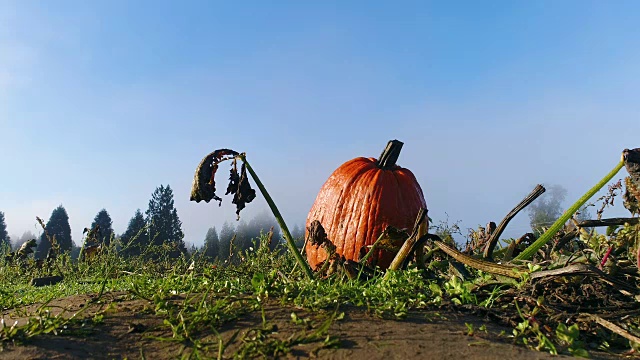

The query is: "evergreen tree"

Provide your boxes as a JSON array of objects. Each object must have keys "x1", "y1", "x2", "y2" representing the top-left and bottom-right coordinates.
[
  {"x1": 90, "y1": 208, "x2": 114, "y2": 246},
  {"x1": 145, "y1": 185, "x2": 186, "y2": 257},
  {"x1": 203, "y1": 227, "x2": 219, "y2": 260},
  {"x1": 225, "y1": 211, "x2": 283, "y2": 256},
  {"x1": 0, "y1": 211, "x2": 9, "y2": 249},
  {"x1": 120, "y1": 209, "x2": 147, "y2": 256},
  {"x1": 218, "y1": 221, "x2": 235, "y2": 261},
  {"x1": 235, "y1": 219, "x2": 250, "y2": 253},
  {"x1": 187, "y1": 243, "x2": 198, "y2": 256},
  {"x1": 246, "y1": 211, "x2": 281, "y2": 251},
  {"x1": 35, "y1": 205, "x2": 73, "y2": 258}
]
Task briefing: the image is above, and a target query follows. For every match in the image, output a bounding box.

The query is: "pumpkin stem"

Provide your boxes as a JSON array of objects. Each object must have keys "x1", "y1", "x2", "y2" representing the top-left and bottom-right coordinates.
[{"x1": 377, "y1": 140, "x2": 404, "y2": 170}]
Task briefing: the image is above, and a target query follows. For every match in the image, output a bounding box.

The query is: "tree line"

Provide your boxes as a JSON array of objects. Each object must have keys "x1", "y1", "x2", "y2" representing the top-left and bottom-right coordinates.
[
  {"x1": 0, "y1": 184, "x2": 304, "y2": 261},
  {"x1": 0, "y1": 185, "x2": 185, "y2": 259},
  {"x1": 201, "y1": 211, "x2": 306, "y2": 262},
  {"x1": 0, "y1": 183, "x2": 593, "y2": 260}
]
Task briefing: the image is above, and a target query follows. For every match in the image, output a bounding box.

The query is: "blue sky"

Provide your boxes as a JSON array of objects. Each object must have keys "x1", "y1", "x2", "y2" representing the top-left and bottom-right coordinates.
[{"x1": 2, "y1": 1, "x2": 639, "y2": 246}]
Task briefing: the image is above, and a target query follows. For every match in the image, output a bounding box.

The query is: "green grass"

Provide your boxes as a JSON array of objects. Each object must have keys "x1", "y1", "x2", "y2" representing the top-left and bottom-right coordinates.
[
  {"x1": 0, "y1": 236, "x2": 445, "y2": 358},
  {"x1": 1, "y1": 223, "x2": 639, "y2": 358}
]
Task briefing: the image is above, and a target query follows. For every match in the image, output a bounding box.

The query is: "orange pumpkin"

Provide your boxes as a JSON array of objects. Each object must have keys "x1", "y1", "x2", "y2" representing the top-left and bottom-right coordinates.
[{"x1": 305, "y1": 140, "x2": 427, "y2": 270}]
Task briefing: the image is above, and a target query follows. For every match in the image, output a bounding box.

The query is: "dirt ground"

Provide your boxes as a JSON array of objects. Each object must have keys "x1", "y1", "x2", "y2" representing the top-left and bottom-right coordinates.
[{"x1": 0, "y1": 292, "x2": 623, "y2": 359}]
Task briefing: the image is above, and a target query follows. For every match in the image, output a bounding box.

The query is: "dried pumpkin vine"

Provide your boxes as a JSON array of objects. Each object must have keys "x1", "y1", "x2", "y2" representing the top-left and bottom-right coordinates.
[{"x1": 190, "y1": 149, "x2": 314, "y2": 279}]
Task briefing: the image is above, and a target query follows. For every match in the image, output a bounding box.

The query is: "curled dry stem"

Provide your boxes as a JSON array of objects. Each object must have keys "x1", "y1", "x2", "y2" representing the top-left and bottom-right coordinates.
[
  {"x1": 482, "y1": 184, "x2": 546, "y2": 260},
  {"x1": 190, "y1": 149, "x2": 314, "y2": 279}
]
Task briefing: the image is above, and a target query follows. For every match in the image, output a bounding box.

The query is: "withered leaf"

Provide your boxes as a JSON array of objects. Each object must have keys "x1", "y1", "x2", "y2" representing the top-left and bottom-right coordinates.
[
  {"x1": 225, "y1": 161, "x2": 239, "y2": 196},
  {"x1": 307, "y1": 220, "x2": 329, "y2": 248},
  {"x1": 624, "y1": 177, "x2": 640, "y2": 215},
  {"x1": 623, "y1": 148, "x2": 640, "y2": 215},
  {"x1": 190, "y1": 149, "x2": 240, "y2": 204},
  {"x1": 623, "y1": 148, "x2": 640, "y2": 184},
  {"x1": 227, "y1": 162, "x2": 256, "y2": 217},
  {"x1": 190, "y1": 148, "x2": 256, "y2": 217}
]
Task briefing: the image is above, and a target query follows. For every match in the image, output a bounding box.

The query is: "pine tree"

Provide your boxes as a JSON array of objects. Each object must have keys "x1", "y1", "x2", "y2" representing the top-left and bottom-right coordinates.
[
  {"x1": 0, "y1": 211, "x2": 10, "y2": 249},
  {"x1": 235, "y1": 219, "x2": 250, "y2": 253},
  {"x1": 90, "y1": 209, "x2": 114, "y2": 246},
  {"x1": 145, "y1": 185, "x2": 186, "y2": 258},
  {"x1": 188, "y1": 243, "x2": 198, "y2": 256},
  {"x1": 120, "y1": 209, "x2": 147, "y2": 257},
  {"x1": 247, "y1": 210, "x2": 281, "y2": 251},
  {"x1": 203, "y1": 227, "x2": 219, "y2": 260},
  {"x1": 35, "y1": 205, "x2": 73, "y2": 258},
  {"x1": 218, "y1": 221, "x2": 235, "y2": 261}
]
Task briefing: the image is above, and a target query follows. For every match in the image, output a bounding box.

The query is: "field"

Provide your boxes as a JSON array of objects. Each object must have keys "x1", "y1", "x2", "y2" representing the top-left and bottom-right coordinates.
[{"x1": 1, "y1": 223, "x2": 640, "y2": 360}]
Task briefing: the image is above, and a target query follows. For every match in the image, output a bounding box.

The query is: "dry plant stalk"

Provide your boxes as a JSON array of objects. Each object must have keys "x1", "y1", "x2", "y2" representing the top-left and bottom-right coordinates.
[
  {"x1": 387, "y1": 208, "x2": 428, "y2": 271},
  {"x1": 36, "y1": 216, "x2": 59, "y2": 258},
  {"x1": 581, "y1": 314, "x2": 640, "y2": 345},
  {"x1": 515, "y1": 154, "x2": 627, "y2": 262},
  {"x1": 482, "y1": 184, "x2": 546, "y2": 260},
  {"x1": 434, "y1": 240, "x2": 525, "y2": 279},
  {"x1": 191, "y1": 148, "x2": 314, "y2": 279}
]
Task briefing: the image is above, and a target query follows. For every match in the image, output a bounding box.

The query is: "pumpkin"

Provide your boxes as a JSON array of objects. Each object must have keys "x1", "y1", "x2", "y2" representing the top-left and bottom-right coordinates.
[{"x1": 305, "y1": 140, "x2": 427, "y2": 270}]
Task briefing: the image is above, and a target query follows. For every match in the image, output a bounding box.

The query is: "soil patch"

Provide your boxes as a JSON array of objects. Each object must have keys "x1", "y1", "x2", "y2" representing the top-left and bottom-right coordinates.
[{"x1": 0, "y1": 292, "x2": 621, "y2": 359}]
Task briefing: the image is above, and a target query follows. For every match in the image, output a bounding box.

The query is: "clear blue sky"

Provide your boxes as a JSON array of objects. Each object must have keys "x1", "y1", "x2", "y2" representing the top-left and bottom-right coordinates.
[{"x1": 2, "y1": 1, "x2": 639, "y2": 246}]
